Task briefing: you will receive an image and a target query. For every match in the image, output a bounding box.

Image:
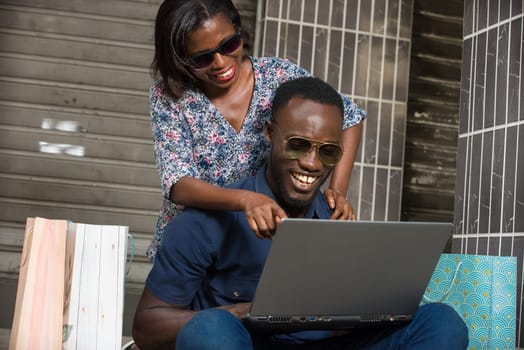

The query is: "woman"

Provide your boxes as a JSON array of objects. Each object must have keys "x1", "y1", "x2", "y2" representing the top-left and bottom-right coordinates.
[{"x1": 146, "y1": 0, "x2": 365, "y2": 258}]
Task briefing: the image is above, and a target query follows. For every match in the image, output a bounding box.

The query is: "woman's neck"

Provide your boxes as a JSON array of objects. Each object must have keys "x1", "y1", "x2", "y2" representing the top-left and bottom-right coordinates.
[{"x1": 200, "y1": 57, "x2": 252, "y2": 99}]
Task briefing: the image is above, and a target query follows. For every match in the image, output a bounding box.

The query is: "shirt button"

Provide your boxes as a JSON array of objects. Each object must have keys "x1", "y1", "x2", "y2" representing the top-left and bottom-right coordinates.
[{"x1": 233, "y1": 290, "x2": 240, "y2": 297}]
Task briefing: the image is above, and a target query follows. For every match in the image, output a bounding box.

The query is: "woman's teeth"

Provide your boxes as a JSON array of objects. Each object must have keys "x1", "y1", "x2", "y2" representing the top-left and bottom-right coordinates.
[{"x1": 216, "y1": 67, "x2": 234, "y2": 79}]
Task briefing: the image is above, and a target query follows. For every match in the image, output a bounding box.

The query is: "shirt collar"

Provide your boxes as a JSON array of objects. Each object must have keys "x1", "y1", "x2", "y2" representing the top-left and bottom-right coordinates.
[{"x1": 253, "y1": 164, "x2": 333, "y2": 219}]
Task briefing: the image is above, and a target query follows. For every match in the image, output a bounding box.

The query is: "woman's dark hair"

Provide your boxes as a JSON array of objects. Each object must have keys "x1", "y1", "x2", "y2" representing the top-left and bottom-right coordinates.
[{"x1": 152, "y1": 0, "x2": 250, "y2": 98}]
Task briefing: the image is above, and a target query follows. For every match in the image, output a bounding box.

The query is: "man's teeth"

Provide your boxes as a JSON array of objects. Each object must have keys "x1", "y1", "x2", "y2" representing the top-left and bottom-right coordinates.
[{"x1": 292, "y1": 172, "x2": 317, "y2": 184}]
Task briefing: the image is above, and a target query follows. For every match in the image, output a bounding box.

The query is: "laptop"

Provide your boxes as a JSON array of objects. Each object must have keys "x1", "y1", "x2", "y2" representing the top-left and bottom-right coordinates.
[{"x1": 243, "y1": 219, "x2": 452, "y2": 332}]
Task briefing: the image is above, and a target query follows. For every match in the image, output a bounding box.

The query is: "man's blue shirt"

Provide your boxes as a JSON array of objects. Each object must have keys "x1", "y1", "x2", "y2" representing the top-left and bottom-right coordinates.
[{"x1": 146, "y1": 165, "x2": 334, "y2": 342}]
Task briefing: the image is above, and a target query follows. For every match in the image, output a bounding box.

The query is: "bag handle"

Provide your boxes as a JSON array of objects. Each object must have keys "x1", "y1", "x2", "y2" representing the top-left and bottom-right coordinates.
[
  {"x1": 126, "y1": 233, "x2": 135, "y2": 276},
  {"x1": 422, "y1": 260, "x2": 462, "y2": 303}
]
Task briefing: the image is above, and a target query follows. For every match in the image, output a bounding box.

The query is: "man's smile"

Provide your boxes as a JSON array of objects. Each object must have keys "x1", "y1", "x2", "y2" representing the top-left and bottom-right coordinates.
[{"x1": 291, "y1": 171, "x2": 320, "y2": 189}]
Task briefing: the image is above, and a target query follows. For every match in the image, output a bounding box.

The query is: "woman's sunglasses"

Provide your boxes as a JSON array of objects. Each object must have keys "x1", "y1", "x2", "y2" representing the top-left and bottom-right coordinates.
[
  {"x1": 186, "y1": 31, "x2": 243, "y2": 69},
  {"x1": 271, "y1": 123, "x2": 343, "y2": 166}
]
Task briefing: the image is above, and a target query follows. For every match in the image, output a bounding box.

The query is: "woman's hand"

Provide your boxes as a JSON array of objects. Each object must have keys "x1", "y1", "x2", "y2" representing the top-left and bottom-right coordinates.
[
  {"x1": 240, "y1": 191, "x2": 287, "y2": 239},
  {"x1": 324, "y1": 188, "x2": 355, "y2": 220}
]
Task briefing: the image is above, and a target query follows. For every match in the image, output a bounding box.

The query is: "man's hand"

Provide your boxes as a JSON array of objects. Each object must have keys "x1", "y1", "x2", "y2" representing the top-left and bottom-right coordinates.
[
  {"x1": 324, "y1": 188, "x2": 355, "y2": 220},
  {"x1": 218, "y1": 302, "x2": 252, "y2": 319},
  {"x1": 241, "y1": 192, "x2": 288, "y2": 239}
]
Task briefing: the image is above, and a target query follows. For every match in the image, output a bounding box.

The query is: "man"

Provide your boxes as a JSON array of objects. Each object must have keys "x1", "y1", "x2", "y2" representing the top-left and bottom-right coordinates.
[{"x1": 132, "y1": 77, "x2": 468, "y2": 350}]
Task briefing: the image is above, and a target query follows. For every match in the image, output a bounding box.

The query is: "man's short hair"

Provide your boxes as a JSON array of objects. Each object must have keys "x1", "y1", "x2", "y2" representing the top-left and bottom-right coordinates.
[{"x1": 271, "y1": 77, "x2": 344, "y2": 120}]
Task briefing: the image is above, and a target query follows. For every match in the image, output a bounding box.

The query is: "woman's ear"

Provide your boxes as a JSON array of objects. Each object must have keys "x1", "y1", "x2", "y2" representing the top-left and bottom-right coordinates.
[{"x1": 264, "y1": 121, "x2": 273, "y2": 142}]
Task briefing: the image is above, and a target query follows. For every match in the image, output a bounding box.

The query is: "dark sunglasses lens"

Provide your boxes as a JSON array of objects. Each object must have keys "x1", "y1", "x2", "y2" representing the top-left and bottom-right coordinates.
[
  {"x1": 221, "y1": 34, "x2": 242, "y2": 54},
  {"x1": 189, "y1": 33, "x2": 242, "y2": 69},
  {"x1": 191, "y1": 53, "x2": 214, "y2": 69},
  {"x1": 285, "y1": 138, "x2": 312, "y2": 158},
  {"x1": 318, "y1": 144, "x2": 343, "y2": 165}
]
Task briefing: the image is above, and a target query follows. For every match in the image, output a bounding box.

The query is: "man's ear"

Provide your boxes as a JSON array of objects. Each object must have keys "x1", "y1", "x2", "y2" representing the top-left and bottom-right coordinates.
[{"x1": 264, "y1": 121, "x2": 273, "y2": 142}]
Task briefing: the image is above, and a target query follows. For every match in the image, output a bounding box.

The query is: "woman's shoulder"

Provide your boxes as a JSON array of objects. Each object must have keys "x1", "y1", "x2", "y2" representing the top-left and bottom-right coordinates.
[
  {"x1": 251, "y1": 56, "x2": 310, "y2": 82},
  {"x1": 252, "y1": 56, "x2": 296, "y2": 70}
]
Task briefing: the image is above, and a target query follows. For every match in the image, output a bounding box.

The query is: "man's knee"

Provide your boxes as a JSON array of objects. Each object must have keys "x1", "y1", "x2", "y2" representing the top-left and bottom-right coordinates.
[
  {"x1": 176, "y1": 309, "x2": 252, "y2": 350},
  {"x1": 419, "y1": 303, "x2": 469, "y2": 346}
]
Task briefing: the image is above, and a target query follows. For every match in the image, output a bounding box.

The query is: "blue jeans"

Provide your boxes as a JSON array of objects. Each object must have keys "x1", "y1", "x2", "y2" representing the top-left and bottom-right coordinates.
[{"x1": 176, "y1": 303, "x2": 468, "y2": 350}]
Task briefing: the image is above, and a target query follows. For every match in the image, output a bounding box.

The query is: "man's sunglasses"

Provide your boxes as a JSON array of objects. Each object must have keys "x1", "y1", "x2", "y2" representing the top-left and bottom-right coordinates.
[
  {"x1": 271, "y1": 123, "x2": 343, "y2": 166},
  {"x1": 186, "y1": 31, "x2": 243, "y2": 69}
]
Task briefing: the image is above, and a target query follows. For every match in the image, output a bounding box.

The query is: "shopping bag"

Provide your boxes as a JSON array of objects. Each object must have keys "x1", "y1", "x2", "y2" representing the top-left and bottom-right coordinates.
[
  {"x1": 10, "y1": 217, "x2": 67, "y2": 350},
  {"x1": 10, "y1": 217, "x2": 129, "y2": 350},
  {"x1": 421, "y1": 253, "x2": 517, "y2": 350}
]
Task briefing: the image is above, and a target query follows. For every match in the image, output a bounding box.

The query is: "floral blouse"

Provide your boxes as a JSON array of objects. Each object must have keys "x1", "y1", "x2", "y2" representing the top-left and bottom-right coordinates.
[{"x1": 146, "y1": 56, "x2": 366, "y2": 258}]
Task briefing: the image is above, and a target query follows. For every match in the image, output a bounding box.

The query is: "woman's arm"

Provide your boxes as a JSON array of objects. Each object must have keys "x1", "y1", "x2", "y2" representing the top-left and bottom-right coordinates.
[
  {"x1": 325, "y1": 122, "x2": 363, "y2": 220},
  {"x1": 171, "y1": 178, "x2": 287, "y2": 238}
]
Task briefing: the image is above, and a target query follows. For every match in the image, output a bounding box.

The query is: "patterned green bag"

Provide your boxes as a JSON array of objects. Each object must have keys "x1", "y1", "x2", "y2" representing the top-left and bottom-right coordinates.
[{"x1": 421, "y1": 254, "x2": 517, "y2": 350}]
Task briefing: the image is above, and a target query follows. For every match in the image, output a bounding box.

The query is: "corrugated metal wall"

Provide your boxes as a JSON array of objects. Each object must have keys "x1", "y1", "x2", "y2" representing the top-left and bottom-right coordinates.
[
  {"x1": 0, "y1": 0, "x2": 257, "y2": 336},
  {"x1": 0, "y1": 0, "x2": 160, "y2": 294}
]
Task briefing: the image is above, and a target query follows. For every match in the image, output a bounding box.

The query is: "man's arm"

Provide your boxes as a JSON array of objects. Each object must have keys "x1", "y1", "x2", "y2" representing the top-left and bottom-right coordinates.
[
  {"x1": 132, "y1": 288, "x2": 195, "y2": 350},
  {"x1": 133, "y1": 288, "x2": 252, "y2": 350}
]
